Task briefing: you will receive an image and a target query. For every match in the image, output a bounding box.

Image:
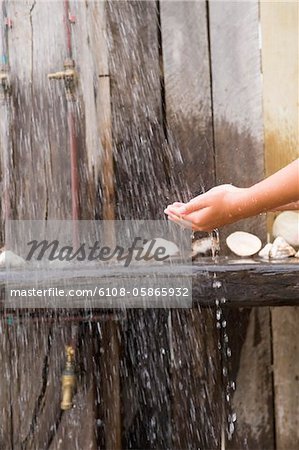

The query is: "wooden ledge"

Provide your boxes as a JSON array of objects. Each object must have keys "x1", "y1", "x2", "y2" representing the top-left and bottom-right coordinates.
[{"x1": 0, "y1": 257, "x2": 298, "y2": 308}]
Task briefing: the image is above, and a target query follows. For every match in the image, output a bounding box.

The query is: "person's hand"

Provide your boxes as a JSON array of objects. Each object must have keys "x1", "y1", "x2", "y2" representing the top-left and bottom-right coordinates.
[{"x1": 164, "y1": 185, "x2": 248, "y2": 232}]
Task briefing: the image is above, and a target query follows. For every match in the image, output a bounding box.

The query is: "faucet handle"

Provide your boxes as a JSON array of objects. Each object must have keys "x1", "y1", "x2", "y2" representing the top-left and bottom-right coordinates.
[
  {"x1": 60, "y1": 345, "x2": 76, "y2": 410},
  {"x1": 48, "y1": 68, "x2": 76, "y2": 80},
  {"x1": 48, "y1": 59, "x2": 77, "y2": 101},
  {"x1": 48, "y1": 70, "x2": 66, "y2": 80}
]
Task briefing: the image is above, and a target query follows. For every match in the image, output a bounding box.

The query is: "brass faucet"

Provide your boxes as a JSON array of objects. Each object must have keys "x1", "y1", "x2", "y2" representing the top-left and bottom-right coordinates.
[
  {"x1": 0, "y1": 65, "x2": 11, "y2": 99},
  {"x1": 48, "y1": 58, "x2": 77, "y2": 101},
  {"x1": 61, "y1": 345, "x2": 76, "y2": 410}
]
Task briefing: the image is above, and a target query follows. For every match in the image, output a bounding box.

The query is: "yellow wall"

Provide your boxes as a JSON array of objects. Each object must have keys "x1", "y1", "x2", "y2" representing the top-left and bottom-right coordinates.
[{"x1": 260, "y1": 1, "x2": 298, "y2": 174}]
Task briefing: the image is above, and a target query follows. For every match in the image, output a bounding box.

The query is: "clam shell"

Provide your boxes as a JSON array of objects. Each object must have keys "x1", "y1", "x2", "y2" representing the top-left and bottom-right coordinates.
[
  {"x1": 0, "y1": 250, "x2": 26, "y2": 268},
  {"x1": 142, "y1": 238, "x2": 179, "y2": 257},
  {"x1": 272, "y1": 211, "x2": 299, "y2": 247},
  {"x1": 258, "y1": 243, "x2": 273, "y2": 259},
  {"x1": 226, "y1": 231, "x2": 262, "y2": 257},
  {"x1": 192, "y1": 237, "x2": 219, "y2": 258},
  {"x1": 269, "y1": 236, "x2": 296, "y2": 259}
]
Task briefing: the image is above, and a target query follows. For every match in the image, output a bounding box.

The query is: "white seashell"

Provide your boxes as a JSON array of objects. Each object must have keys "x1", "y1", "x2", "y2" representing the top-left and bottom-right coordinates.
[
  {"x1": 226, "y1": 231, "x2": 262, "y2": 257},
  {"x1": 295, "y1": 250, "x2": 299, "y2": 258},
  {"x1": 0, "y1": 250, "x2": 26, "y2": 268},
  {"x1": 269, "y1": 236, "x2": 296, "y2": 259},
  {"x1": 272, "y1": 211, "x2": 299, "y2": 247},
  {"x1": 192, "y1": 237, "x2": 219, "y2": 258},
  {"x1": 258, "y1": 243, "x2": 273, "y2": 259},
  {"x1": 141, "y1": 238, "x2": 179, "y2": 258}
]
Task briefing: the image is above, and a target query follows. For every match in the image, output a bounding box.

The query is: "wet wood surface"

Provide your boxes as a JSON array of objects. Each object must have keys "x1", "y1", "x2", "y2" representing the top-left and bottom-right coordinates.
[{"x1": 1, "y1": 259, "x2": 299, "y2": 308}]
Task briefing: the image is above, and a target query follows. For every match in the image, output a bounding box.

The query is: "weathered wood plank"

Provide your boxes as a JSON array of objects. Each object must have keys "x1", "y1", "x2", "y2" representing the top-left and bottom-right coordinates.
[
  {"x1": 2, "y1": 260, "x2": 299, "y2": 308},
  {"x1": 107, "y1": 0, "x2": 166, "y2": 219},
  {"x1": 160, "y1": 2, "x2": 221, "y2": 448},
  {"x1": 208, "y1": 2, "x2": 274, "y2": 448},
  {"x1": 271, "y1": 309, "x2": 299, "y2": 450},
  {"x1": 260, "y1": 3, "x2": 299, "y2": 449},
  {"x1": 106, "y1": 2, "x2": 173, "y2": 448},
  {"x1": 70, "y1": 3, "x2": 120, "y2": 448},
  {"x1": 0, "y1": 319, "x2": 13, "y2": 449},
  {"x1": 161, "y1": 0, "x2": 215, "y2": 195},
  {"x1": 0, "y1": 2, "x2": 98, "y2": 448},
  {"x1": 7, "y1": 0, "x2": 69, "y2": 221},
  {"x1": 209, "y1": 0, "x2": 265, "y2": 241}
]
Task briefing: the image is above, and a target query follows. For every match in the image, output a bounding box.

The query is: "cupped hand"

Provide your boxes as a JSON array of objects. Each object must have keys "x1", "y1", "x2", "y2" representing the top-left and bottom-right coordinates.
[{"x1": 164, "y1": 185, "x2": 247, "y2": 232}]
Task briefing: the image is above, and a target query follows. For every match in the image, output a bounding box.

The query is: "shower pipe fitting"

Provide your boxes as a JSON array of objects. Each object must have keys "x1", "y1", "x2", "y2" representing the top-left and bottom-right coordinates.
[
  {"x1": 61, "y1": 345, "x2": 76, "y2": 410},
  {"x1": 48, "y1": 58, "x2": 77, "y2": 101}
]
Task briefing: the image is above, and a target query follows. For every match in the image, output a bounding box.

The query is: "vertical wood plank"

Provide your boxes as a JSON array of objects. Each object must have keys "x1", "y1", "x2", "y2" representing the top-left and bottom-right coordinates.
[
  {"x1": 7, "y1": 0, "x2": 70, "y2": 221},
  {"x1": 161, "y1": 0, "x2": 215, "y2": 194},
  {"x1": 106, "y1": 2, "x2": 172, "y2": 449},
  {"x1": 209, "y1": 2, "x2": 274, "y2": 449},
  {"x1": 260, "y1": 2, "x2": 299, "y2": 449},
  {"x1": 107, "y1": 0, "x2": 167, "y2": 220},
  {"x1": 0, "y1": 319, "x2": 13, "y2": 450},
  {"x1": 209, "y1": 0, "x2": 265, "y2": 241},
  {"x1": 70, "y1": 2, "x2": 120, "y2": 447},
  {"x1": 160, "y1": 2, "x2": 221, "y2": 448},
  {"x1": 0, "y1": 1, "x2": 98, "y2": 448}
]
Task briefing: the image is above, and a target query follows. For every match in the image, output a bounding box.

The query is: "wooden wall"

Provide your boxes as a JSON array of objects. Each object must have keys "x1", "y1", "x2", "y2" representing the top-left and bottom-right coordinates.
[
  {"x1": 0, "y1": 1, "x2": 298, "y2": 449},
  {"x1": 260, "y1": 3, "x2": 299, "y2": 449}
]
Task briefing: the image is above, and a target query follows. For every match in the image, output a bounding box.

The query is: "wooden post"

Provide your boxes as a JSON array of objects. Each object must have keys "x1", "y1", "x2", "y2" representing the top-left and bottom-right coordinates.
[
  {"x1": 208, "y1": 2, "x2": 274, "y2": 449},
  {"x1": 260, "y1": 2, "x2": 299, "y2": 449}
]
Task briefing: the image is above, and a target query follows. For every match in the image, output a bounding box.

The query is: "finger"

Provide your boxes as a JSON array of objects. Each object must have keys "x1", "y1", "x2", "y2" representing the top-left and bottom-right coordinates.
[
  {"x1": 181, "y1": 207, "x2": 215, "y2": 232},
  {"x1": 174, "y1": 193, "x2": 211, "y2": 215},
  {"x1": 167, "y1": 213, "x2": 194, "y2": 230},
  {"x1": 172, "y1": 202, "x2": 185, "y2": 207},
  {"x1": 164, "y1": 202, "x2": 185, "y2": 213}
]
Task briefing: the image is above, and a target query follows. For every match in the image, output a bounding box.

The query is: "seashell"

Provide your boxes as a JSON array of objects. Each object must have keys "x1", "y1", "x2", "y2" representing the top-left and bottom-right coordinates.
[
  {"x1": 0, "y1": 250, "x2": 26, "y2": 268},
  {"x1": 272, "y1": 211, "x2": 299, "y2": 247},
  {"x1": 258, "y1": 243, "x2": 273, "y2": 259},
  {"x1": 269, "y1": 236, "x2": 296, "y2": 259},
  {"x1": 192, "y1": 237, "x2": 220, "y2": 258},
  {"x1": 226, "y1": 231, "x2": 262, "y2": 257},
  {"x1": 295, "y1": 250, "x2": 299, "y2": 258},
  {"x1": 141, "y1": 238, "x2": 179, "y2": 258}
]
